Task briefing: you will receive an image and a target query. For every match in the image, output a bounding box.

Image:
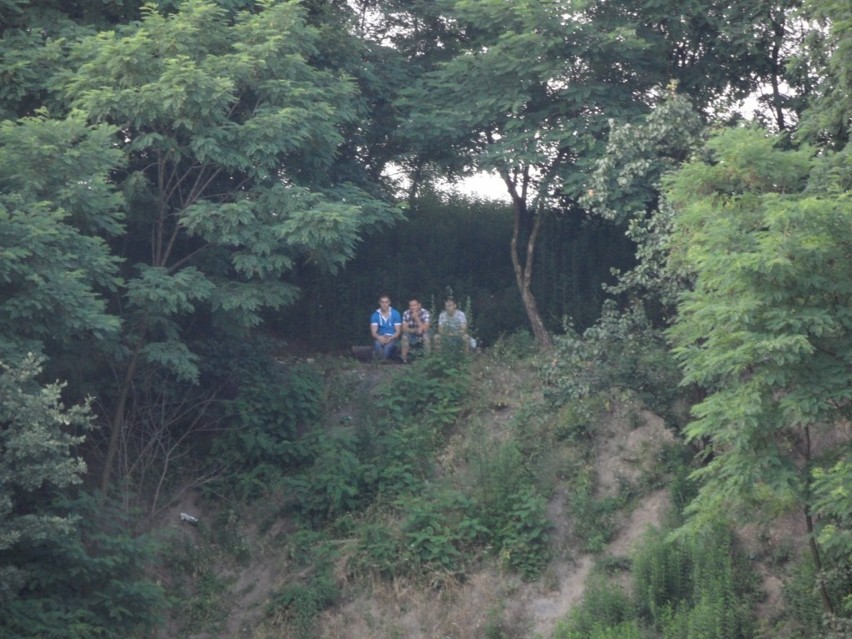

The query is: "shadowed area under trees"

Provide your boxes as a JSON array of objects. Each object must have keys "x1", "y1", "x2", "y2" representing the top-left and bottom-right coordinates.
[{"x1": 272, "y1": 188, "x2": 635, "y2": 350}]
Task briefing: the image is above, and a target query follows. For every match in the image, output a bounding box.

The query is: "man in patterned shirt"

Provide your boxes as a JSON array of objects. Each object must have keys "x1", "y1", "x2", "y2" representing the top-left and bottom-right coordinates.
[{"x1": 400, "y1": 298, "x2": 431, "y2": 363}]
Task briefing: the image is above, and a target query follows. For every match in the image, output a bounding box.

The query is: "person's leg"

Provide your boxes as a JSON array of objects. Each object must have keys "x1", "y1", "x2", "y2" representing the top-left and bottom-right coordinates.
[
  {"x1": 400, "y1": 334, "x2": 410, "y2": 362},
  {"x1": 383, "y1": 340, "x2": 398, "y2": 360},
  {"x1": 408, "y1": 335, "x2": 425, "y2": 360},
  {"x1": 375, "y1": 339, "x2": 394, "y2": 360}
]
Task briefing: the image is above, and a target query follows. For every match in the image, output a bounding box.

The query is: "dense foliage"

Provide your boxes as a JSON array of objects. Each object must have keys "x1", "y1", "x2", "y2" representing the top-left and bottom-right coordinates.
[
  {"x1": 666, "y1": 126, "x2": 851, "y2": 622},
  {"x1": 554, "y1": 522, "x2": 758, "y2": 639},
  {"x1": 0, "y1": 358, "x2": 166, "y2": 638},
  {"x1": 0, "y1": 0, "x2": 848, "y2": 635}
]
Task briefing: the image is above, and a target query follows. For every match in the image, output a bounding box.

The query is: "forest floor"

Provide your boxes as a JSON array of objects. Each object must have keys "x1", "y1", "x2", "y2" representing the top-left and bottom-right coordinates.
[{"x1": 155, "y1": 349, "x2": 793, "y2": 639}]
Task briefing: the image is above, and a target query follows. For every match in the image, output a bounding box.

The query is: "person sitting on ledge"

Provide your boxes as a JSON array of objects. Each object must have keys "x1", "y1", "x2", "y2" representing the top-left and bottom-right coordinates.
[
  {"x1": 434, "y1": 296, "x2": 468, "y2": 352},
  {"x1": 400, "y1": 298, "x2": 431, "y2": 363},
  {"x1": 369, "y1": 293, "x2": 401, "y2": 361}
]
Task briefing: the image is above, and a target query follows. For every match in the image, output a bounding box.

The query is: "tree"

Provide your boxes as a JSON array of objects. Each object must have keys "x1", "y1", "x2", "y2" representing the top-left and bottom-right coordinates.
[
  {"x1": 582, "y1": 91, "x2": 706, "y2": 320},
  {"x1": 0, "y1": 355, "x2": 88, "y2": 581},
  {"x1": 0, "y1": 0, "x2": 147, "y2": 120},
  {"x1": 0, "y1": 113, "x2": 124, "y2": 364},
  {"x1": 0, "y1": 356, "x2": 166, "y2": 638},
  {"x1": 794, "y1": 0, "x2": 851, "y2": 149},
  {"x1": 41, "y1": 0, "x2": 399, "y2": 491},
  {"x1": 396, "y1": 0, "x2": 647, "y2": 346},
  {"x1": 395, "y1": 0, "x2": 803, "y2": 347},
  {"x1": 811, "y1": 459, "x2": 852, "y2": 632},
  {"x1": 666, "y1": 127, "x2": 851, "y2": 619}
]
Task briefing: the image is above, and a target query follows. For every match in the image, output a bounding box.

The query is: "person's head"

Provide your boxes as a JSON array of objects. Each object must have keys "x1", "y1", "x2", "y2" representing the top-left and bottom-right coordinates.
[
  {"x1": 408, "y1": 298, "x2": 422, "y2": 313},
  {"x1": 378, "y1": 294, "x2": 391, "y2": 309},
  {"x1": 444, "y1": 297, "x2": 457, "y2": 313}
]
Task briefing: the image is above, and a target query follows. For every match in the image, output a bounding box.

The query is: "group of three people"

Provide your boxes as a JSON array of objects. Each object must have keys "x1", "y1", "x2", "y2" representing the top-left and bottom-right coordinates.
[{"x1": 370, "y1": 295, "x2": 468, "y2": 363}]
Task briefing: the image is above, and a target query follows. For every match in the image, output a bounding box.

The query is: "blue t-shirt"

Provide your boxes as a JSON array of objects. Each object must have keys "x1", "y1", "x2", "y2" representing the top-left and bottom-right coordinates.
[{"x1": 371, "y1": 308, "x2": 401, "y2": 337}]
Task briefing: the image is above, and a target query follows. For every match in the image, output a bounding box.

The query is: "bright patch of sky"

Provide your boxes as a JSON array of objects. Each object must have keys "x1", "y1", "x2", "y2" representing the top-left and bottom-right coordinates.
[{"x1": 444, "y1": 171, "x2": 509, "y2": 201}]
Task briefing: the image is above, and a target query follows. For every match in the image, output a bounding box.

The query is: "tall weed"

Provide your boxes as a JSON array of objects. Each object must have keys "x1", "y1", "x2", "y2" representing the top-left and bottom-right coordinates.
[
  {"x1": 553, "y1": 577, "x2": 635, "y2": 638},
  {"x1": 267, "y1": 560, "x2": 338, "y2": 639},
  {"x1": 470, "y1": 440, "x2": 551, "y2": 578},
  {"x1": 568, "y1": 467, "x2": 627, "y2": 553},
  {"x1": 400, "y1": 489, "x2": 480, "y2": 571},
  {"x1": 287, "y1": 431, "x2": 364, "y2": 525},
  {"x1": 378, "y1": 352, "x2": 471, "y2": 431},
  {"x1": 778, "y1": 557, "x2": 830, "y2": 638},
  {"x1": 496, "y1": 485, "x2": 551, "y2": 579},
  {"x1": 558, "y1": 522, "x2": 756, "y2": 639},
  {"x1": 633, "y1": 524, "x2": 755, "y2": 638}
]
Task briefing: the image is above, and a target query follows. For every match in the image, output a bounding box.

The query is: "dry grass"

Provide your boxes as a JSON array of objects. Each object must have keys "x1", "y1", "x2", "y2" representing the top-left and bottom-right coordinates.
[
  {"x1": 152, "y1": 347, "x2": 831, "y2": 639},
  {"x1": 316, "y1": 568, "x2": 528, "y2": 639},
  {"x1": 164, "y1": 351, "x2": 810, "y2": 638},
  {"x1": 304, "y1": 357, "x2": 679, "y2": 639}
]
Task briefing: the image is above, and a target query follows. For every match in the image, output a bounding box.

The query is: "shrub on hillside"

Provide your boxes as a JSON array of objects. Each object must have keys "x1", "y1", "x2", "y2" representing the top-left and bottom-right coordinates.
[{"x1": 541, "y1": 301, "x2": 683, "y2": 419}]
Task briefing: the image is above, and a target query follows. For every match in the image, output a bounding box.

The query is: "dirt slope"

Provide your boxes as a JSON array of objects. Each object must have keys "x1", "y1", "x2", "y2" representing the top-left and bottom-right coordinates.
[{"x1": 153, "y1": 357, "x2": 693, "y2": 638}]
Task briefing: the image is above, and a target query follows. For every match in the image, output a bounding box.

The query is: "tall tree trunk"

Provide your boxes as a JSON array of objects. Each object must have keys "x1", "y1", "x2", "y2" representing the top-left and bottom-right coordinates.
[
  {"x1": 769, "y1": 11, "x2": 787, "y2": 132},
  {"x1": 509, "y1": 196, "x2": 552, "y2": 349},
  {"x1": 804, "y1": 504, "x2": 835, "y2": 615},
  {"x1": 802, "y1": 425, "x2": 835, "y2": 615},
  {"x1": 99, "y1": 345, "x2": 142, "y2": 494}
]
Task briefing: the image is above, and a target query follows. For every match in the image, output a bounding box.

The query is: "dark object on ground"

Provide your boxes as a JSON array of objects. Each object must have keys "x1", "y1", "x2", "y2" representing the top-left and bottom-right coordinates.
[{"x1": 351, "y1": 345, "x2": 374, "y2": 362}]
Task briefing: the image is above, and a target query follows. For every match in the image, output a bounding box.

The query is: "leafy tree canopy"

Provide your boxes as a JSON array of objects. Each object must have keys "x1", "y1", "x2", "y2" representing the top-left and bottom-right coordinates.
[
  {"x1": 0, "y1": 0, "x2": 403, "y2": 492},
  {"x1": 0, "y1": 113, "x2": 124, "y2": 363},
  {"x1": 36, "y1": 0, "x2": 397, "y2": 374}
]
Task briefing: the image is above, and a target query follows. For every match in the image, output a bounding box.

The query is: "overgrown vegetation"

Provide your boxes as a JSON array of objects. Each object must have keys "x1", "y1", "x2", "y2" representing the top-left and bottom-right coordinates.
[
  {"x1": 541, "y1": 301, "x2": 686, "y2": 422},
  {"x1": 553, "y1": 523, "x2": 758, "y2": 639},
  {"x1": 158, "y1": 342, "x2": 566, "y2": 636},
  {"x1": 0, "y1": 357, "x2": 166, "y2": 638},
  {"x1": 1, "y1": 0, "x2": 848, "y2": 635}
]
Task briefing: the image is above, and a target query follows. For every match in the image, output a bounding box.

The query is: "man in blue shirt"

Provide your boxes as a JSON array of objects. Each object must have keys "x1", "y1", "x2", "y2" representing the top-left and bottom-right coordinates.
[{"x1": 370, "y1": 294, "x2": 402, "y2": 361}]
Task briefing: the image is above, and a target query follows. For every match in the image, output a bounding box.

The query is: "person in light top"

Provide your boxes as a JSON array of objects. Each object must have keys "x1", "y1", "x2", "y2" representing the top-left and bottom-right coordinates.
[
  {"x1": 435, "y1": 296, "x2": 468, "y2": 352},
  {"x1": 369, "y1": 294, "x2": 401, "y2": 360}
]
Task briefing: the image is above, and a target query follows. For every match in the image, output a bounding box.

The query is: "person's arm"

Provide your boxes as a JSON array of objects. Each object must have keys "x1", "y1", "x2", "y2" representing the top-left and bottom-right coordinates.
[
  {"x1": 416, "y1": 311, "x2": 430, "y2": 335},
  {"x1": 392, "y1": 311, "x2": 402, "y2": 339},
  {"x1": 370, "y1": 311, "x2": 381, "y2": 341},
  {"x1": 459, "y1": 312, "x2": 470, "y2": 350}
]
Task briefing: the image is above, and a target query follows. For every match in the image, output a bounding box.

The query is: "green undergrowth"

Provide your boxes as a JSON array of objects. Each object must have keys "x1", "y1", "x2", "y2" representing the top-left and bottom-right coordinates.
[
  {"x1": 553, "y1": 521, "x2": 760, "y2": 639},
  {"x1": 161, "y1": 327, "x2": 831, "y2": 638},
  {"x1": 0, "y1": 492, "x2": 167, "y2": 639},
  {"x1": 170, "y1": 343, "x2": 557, "y2": 636},
  {"x1": 173, "y1": 321, "x2": 709, "y2": 636}
]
